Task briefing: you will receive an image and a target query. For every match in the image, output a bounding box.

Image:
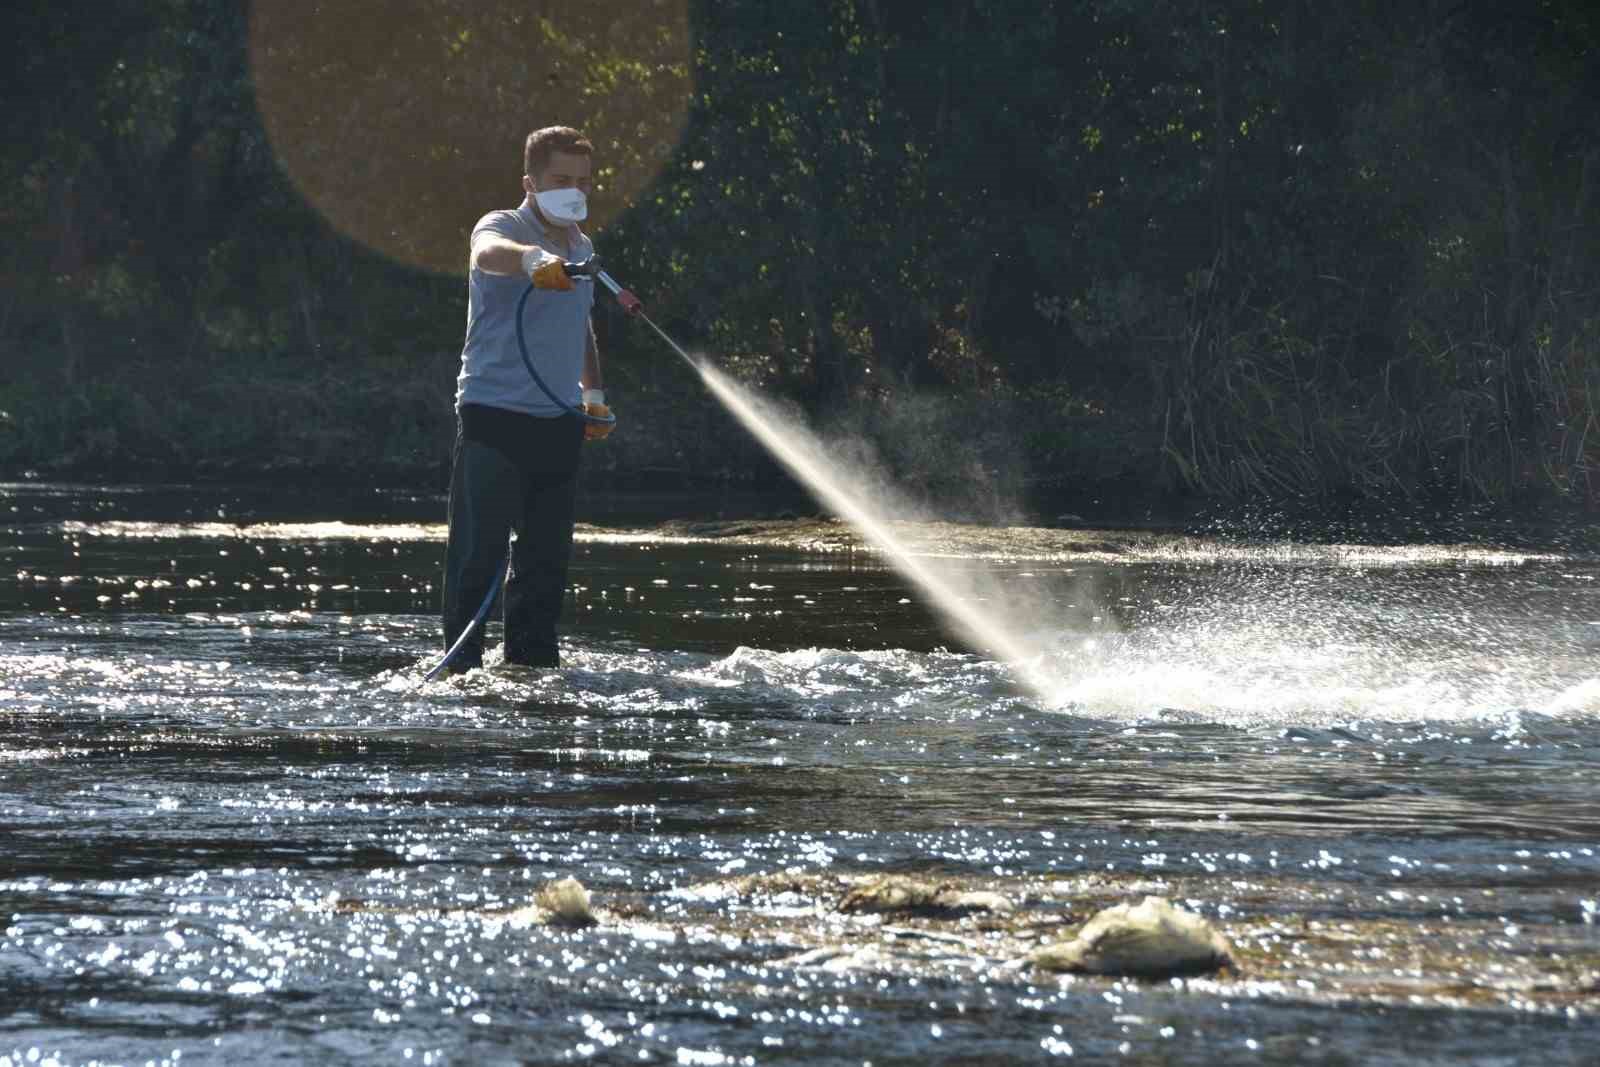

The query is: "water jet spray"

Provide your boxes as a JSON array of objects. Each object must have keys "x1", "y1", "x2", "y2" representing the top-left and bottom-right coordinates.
[{"x1": 594, "y1": 262, "x2": 1061, "y2": 704}]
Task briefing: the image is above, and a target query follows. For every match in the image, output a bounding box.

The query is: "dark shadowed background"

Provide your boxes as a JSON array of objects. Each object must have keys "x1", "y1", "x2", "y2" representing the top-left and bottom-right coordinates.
[{"x1": 2, "y1": 0, "x2": 1597, "y2": 522}]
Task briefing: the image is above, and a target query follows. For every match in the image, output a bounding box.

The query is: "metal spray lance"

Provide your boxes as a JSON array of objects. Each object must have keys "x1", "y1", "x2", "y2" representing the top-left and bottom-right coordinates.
[{"x1": 563, "y1": 256, "x2": 698, "y2": 369}]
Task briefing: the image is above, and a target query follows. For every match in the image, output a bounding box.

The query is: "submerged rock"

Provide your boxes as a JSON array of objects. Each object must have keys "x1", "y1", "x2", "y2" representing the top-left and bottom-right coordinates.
[
  {"x1": 1031, "y1": 896, "x2": 1232, "y2": 978},
  {"x1": 838, "y1": 875, "x2": 1015, "y2": 917},
  {"x1": 774, "y1": 944, "x2": 889, "y2": 973},
  {"x1": 536, "y1": 877, "x2": 597, "y2": 926}
]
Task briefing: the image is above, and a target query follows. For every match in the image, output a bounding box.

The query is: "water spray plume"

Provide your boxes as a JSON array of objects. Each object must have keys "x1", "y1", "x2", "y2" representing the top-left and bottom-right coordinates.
[{"x1": 692, "y1": 362, "x2": 1062, "y2": 705}]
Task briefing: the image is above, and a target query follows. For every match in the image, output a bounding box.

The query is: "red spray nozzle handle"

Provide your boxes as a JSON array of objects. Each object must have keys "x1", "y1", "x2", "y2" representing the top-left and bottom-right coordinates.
[{"x1": 595, "y1": 269, "x2": 643, "y2": 315}]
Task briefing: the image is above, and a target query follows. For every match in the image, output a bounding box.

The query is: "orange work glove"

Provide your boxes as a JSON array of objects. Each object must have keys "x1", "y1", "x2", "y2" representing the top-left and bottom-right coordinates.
[
  {"x1": 522, "y1": 248, "x2": 574, "y2": 291},
  {"x1": 583, "y1": 403, "x2": 614, "y2": 441},
  {"x1": 581, "y1": 389, "x2": 614, "y2": 441}
]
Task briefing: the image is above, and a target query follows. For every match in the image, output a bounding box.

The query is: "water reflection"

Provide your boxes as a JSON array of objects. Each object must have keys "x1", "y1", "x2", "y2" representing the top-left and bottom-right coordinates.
[{"x1": 2, "y1": 483, "x2": 1599, "y2": 1063}]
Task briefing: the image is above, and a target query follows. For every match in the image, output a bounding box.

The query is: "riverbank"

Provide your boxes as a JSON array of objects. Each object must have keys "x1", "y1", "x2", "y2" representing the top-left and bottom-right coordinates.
[
  {"x1": 8, "y1": 346, "x2": 1597, "y2": 546},
  {"x1": 5, "y1": 463, "x2": 1594, "y2": 556}
]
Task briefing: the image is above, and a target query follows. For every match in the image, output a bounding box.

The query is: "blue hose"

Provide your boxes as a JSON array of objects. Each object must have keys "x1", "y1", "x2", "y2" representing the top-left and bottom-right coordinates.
[
  {"x1": 425, "y1": 562, "x2": 505, "y2": 680},
  {"x1": 514, "y1": 283, "x2": 618, "y2": 427},
  {"x1": 425, "y1": 280, "x2": 613, "y2": 678}
]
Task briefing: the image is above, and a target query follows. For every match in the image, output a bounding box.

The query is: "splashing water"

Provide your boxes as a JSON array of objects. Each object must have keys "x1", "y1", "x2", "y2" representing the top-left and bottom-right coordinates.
[{"x1": 694, "y1": 362, "x2": 1063, "y2": 703}]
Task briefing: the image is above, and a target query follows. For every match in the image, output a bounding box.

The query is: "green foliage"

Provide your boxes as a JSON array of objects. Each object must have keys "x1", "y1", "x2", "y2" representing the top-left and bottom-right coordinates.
[{"x1": 2, "y1": 0, "x2": 1597, "y2": 510}]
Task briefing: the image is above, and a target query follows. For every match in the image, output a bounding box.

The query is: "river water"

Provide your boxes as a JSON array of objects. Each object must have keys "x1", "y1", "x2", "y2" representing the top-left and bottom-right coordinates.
[{"x1": 2, "y1": 481, "x2": 1598, "y2": 1064}]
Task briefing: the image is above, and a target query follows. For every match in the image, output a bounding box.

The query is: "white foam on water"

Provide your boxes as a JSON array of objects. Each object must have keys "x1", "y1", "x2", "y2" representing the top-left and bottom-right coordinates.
[{"x1": 1035, "y1": 588, "x2": 1600, "y2": 726}]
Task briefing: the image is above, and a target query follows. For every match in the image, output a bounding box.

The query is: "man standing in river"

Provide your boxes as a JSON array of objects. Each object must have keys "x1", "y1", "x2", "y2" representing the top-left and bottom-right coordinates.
[{"x1": 440, "y1": 125, "x2": 614, "y2": 672}]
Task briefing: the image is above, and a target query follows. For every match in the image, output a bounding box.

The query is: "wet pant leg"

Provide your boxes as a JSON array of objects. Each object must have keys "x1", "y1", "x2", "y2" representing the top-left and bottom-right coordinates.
[
  {"x1": 504, "y1": 415, "x2": 584, "y2": 666},
  {"x1": 441, "y1": 430, "x2": 524, "y2": 667}
]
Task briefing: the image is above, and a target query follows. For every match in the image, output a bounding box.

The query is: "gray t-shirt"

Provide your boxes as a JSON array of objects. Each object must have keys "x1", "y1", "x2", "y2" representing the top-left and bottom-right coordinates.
[{"x1": 456, "y1": 202, "x2": 594, "y2": 417}]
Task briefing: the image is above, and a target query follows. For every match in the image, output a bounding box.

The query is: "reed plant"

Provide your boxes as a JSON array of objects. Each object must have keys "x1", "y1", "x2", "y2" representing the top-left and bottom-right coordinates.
[{"x1": 1150, "y1": 290, "x2": 1599, "y2": 507}]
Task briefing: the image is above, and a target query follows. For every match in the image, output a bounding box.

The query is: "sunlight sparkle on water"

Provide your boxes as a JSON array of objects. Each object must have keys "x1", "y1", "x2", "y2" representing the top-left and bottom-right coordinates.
[{"x1": 6, "y1": 479, "x2": 1600, "y2": 1064}]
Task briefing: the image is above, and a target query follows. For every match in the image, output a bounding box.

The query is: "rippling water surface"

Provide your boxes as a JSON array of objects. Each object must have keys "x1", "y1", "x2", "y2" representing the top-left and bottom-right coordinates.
[{"x1": 3, "y1": 483, "x2": 1598, "y2": 1065}]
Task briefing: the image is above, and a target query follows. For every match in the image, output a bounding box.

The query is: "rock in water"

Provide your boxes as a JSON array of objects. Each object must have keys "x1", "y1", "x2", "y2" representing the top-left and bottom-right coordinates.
[
  {"x1": 536, "y1": 877, "x2": 596, "y2": 926},
  {"x1": 838, "y1": 875, "x2": 1014, "y2": 917},
  {"x1": 1031, "y1": 896, "x2": 1232, "y2": 978},
  {"x1": 839, "y1": 875, "x2": 945, "y2": 914}
]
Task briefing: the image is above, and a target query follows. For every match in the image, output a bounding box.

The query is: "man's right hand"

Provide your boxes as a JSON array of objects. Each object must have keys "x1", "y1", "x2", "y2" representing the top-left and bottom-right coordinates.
[{"x1": 522, "y1": 248, "x2": 574, "y2": 291}]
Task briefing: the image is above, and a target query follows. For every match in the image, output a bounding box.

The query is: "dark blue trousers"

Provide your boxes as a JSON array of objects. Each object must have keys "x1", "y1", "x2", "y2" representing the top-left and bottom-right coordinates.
[{"x1": 441, "y1": 404, "x2": 584, "y2": 668}]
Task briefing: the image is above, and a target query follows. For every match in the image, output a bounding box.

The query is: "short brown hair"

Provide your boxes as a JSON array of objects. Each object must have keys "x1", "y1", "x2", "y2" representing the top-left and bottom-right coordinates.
[{"x1": 524, "y1": 126, "x2": 593, "y2": 177}]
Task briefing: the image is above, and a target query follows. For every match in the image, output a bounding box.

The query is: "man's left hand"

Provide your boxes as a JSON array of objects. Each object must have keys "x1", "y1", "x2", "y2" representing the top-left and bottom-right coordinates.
[
  {"x1": 583, "y1": 403, "x2": 614, "y2": 440},
  {"x1": 582, "y1": 389, "x2": 614, "y2": 441}
]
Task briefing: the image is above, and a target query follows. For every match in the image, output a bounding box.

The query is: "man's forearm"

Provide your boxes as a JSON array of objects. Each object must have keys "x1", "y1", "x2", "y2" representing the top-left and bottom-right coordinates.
[{"x1": 472, "y1": 237, "x2": 538, "y2": 276}]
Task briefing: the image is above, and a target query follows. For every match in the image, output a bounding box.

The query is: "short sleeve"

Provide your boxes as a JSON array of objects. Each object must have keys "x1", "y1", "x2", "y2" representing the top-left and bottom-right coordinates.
[{"x1": 469, "y1": 210, "x2": 521, "y2": 257}]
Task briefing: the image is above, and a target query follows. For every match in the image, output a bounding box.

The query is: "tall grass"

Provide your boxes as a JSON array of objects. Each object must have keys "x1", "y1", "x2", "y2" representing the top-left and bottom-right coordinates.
[{"x1": 1151, "y1": 290, "x2": 1599, "y2": 507}]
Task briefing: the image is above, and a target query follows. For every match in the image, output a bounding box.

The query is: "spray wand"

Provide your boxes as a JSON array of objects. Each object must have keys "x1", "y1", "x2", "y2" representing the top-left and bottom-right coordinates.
[{"x1": 562, "y1": 255, "x2": 698, "y2": 369}]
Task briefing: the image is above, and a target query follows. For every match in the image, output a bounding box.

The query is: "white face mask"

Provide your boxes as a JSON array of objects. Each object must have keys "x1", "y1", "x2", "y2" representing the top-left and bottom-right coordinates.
[{"x1": 533, "y1": 186, "x2": 587, "y2": 225}]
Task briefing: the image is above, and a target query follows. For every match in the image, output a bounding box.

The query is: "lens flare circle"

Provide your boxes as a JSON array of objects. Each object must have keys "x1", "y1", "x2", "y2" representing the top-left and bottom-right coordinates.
[{"x1": 249, "y1": 0, "x2": 692, "y2": 273}]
